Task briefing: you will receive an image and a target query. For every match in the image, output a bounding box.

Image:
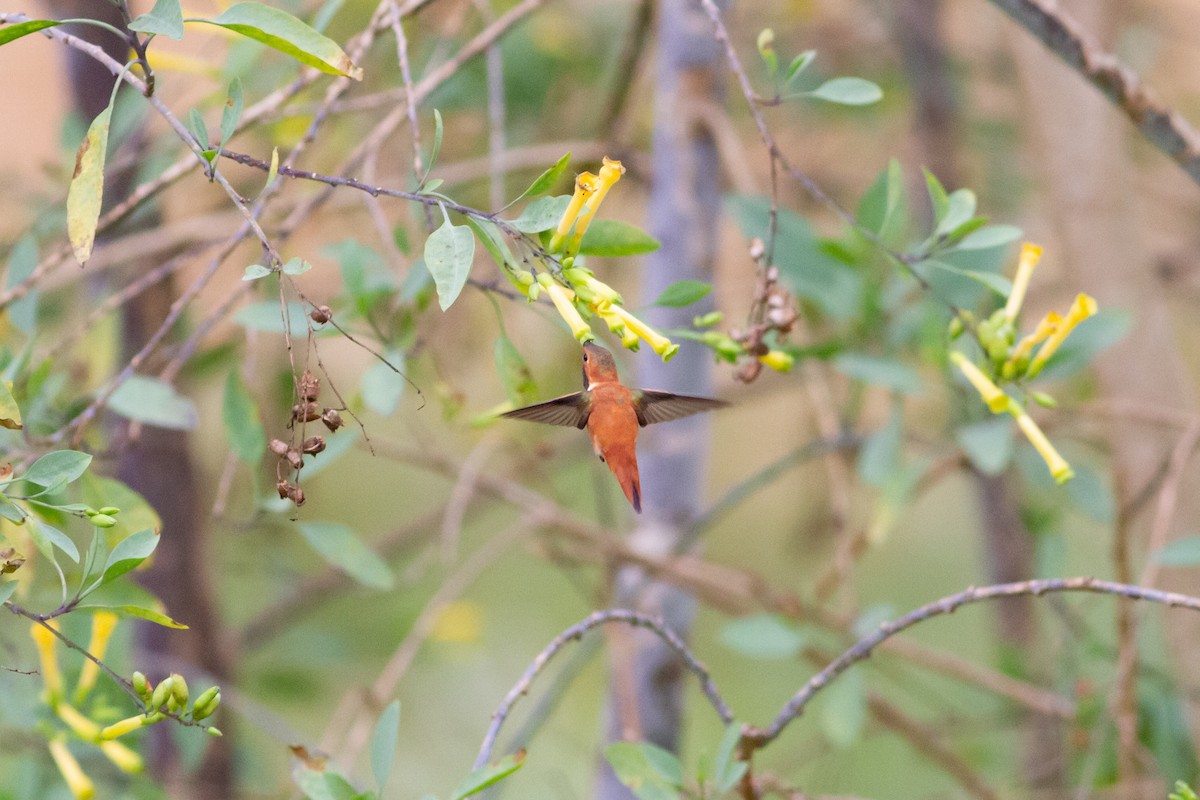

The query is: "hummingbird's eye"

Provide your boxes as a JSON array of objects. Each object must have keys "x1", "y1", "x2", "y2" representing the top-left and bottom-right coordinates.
[{"x1": 583, "y1": 352, "x2": 589, "y2": 361}]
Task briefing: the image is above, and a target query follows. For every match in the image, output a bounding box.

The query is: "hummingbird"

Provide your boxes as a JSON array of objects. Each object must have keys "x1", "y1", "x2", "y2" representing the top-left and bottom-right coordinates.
[{"x1": 501, "y1": 342, "x2": 727, "y2": 513}]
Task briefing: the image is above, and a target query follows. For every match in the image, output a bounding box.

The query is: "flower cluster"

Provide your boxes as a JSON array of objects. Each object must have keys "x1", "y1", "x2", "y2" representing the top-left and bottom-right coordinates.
[
  {"x1": 30, "y1": 615, "x2": 221, "y2": 799},
  {"x1": 523, "y1": 158, "x2": 681, "y2": 361},
  {"x1": 950, "y1": 243, "x2": 1097, "y2": 483}
]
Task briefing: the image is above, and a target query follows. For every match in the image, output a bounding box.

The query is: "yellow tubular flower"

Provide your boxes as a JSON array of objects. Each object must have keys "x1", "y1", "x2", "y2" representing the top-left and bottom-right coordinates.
[
  {"x1": 100, "y1": 714, "x2": 149, "y2": 741},
  {"x1": 950, "y1": 351, "x2": 1009, "y2": 413},
  {"x1": 56, "y1": 703, "x2": 102, "y2": 743},
  {"x1": 1007, "y1": 311, "x2": 1060, "y2": 367},
  {"x1": 758, "y1": 350, "x2": 795, "y2": 373},
  {"x1": 569, "y1": 158, "x2": 625, "y2": 250},
  {"x1": 607, "y1": 305, "x2": 679, "y2": 361},
  {"x1": 537, "y1": 275, "x2": 595, "y2": 343},
  {"x1": 549, "y1": 172, "x2": 598, "y2": 254},
  {"x1": 1027, "y1": 293, "x2": 1098, "y2": 377},
  {"x1": 1014, "y1": 406, "x2": 1074, "y2": 483},
  {"x1": 100, "y1": 740, "x2": 144, "y2": 774},
  {"x1": 1004, "y1": 242, "x2": 1043, "y2": 321},
  {"x1": 48, "y1": 738, "x2": 95, "y2": 800},
  {"x1": 75, "y1": 612, "x2": 119, "y2": 703},
  {"x1": 31, "y1": 621, "x2": 62, "y2": 705}
]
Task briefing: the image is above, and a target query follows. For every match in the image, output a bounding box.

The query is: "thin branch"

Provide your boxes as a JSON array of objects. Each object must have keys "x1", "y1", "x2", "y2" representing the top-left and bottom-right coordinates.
[
  {"x1": 742, "y1": 577, "x2": 1200, "y2": 748},
  {"x1": 473, "y1": 609, "x2": 735, "y2": 769},
  {"x1": 986, "y1": 0, "x2": 1200, "y2": 186}
]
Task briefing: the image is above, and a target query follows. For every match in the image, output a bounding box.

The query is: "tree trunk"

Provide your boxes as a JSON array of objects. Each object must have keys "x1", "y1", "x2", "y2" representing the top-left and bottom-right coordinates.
[{"x1": 594, "y1": 0, "x2": 725, "y2": 796}]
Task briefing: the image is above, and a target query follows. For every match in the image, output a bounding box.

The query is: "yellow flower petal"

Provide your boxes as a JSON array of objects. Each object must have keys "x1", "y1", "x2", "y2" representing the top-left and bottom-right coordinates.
[
  {"x1": 1004, "y1": 242, "x2": 1043, "y2": 320},
  {"x1": 100, "y1": 740, "x2": 144, "y2": 774},
  {"x1": 75, "y1": 612, "x2": 119, "y2": 703},
  {"x1": 950, "y1": 351, "x2": 1009, "y2": 413},
  {"x1": 431, "y1": 600, "x2": 484, "y2": 643},
  {"x1": 1014, "y1": 407, "x2": 1073, "y2": 483},
  {"x1": 538, "y1": 275, "x2": 594, "y2": 343},
  {"x1": 549, "y1": 172, "x2": 598, "y2": 253},
  {"x1": 607, "y1": 306, "x2": 678, "y2": 361},
  {"x1": 48, "y1": 739, "x2": 95, "y2": 800},
  {"x1": 31, "y1": 621, "x2": 62, "y2": 704},
  {"x1": 1027, "y1": 293, "x2": 1098, "y2": 377},
  {"x1": 758, "y1": 350, "x2": 795, "y2": 373}
]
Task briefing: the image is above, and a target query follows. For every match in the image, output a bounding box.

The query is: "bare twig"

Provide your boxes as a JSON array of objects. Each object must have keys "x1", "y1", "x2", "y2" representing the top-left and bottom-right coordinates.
[
  {"x1": 986, "y1": 0, "x2": 1200, "y2": 186},
  {"x1": 743, "y1": 577, "x2": 1200, "y2": 748},
  {"x1": 474, "y1": 609, "x2": 734, "y2": 769}
]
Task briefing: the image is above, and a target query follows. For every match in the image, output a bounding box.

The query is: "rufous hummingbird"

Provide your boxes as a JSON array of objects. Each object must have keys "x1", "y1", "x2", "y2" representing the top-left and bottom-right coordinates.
[{"x1": 502, "y1": 342, "x2": 727, "y2": 513}]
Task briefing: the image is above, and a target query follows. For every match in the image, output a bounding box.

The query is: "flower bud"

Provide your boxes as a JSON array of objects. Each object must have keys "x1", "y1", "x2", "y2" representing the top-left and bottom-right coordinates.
[
  {"x1": 150, "y1": 676, "x2": 174, "y2": 712},
  {"x1": 89, "y1": 514, "x2": 116, "y2": 528}
]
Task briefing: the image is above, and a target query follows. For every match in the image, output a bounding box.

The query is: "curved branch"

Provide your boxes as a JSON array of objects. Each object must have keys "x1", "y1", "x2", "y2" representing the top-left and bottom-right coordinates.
[
  {"x1": 986, "y1": 0, "x2": 1200, "y2": 186},
  {"x1": 744, "y1": 577, "x2": 1200, "y2": 747},
  {"x1": 474, "y1": 609, "x2": 734, "y2": 769}
]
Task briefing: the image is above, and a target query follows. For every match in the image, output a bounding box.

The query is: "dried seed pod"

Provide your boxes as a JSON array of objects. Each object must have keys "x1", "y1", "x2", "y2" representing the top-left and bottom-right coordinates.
[
  {"x1": 292, "y1": 402, "x2": 321, "y2": 423},
  {"x1": 321, "y1": 408, "x2": 343, "y2": 432},
  {"x1": 299, "y1": 370, "x2": 320, "y2": 402},
  {"x1": 276, "y1": 480, "x2": 292, "y2": 500},
  {"x1": 269, "y1": 439, "x2": 290, "y2": 457},
  {"x1": 749, "y1": 237, "x2": 765, "y2": 261},
  {"x1": 310, "y1": 305, "x2": 332, "y2": 324},
  {"x1": 289, "y1": 487, "x2": 306, "y2": 507},
  {"x1": 301, "y1": 436, "x2": 326, "y2": 455},
  {"x1": 285, "y1": 449, "x2": 303, "y2": 470}
]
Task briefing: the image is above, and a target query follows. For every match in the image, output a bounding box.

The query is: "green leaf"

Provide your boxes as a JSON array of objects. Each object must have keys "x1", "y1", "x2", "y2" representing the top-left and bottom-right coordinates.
[
  {"x1": 0, "y1": 380, "x2": 22, "y2": 430},
  {"x1": 0, "y1": 496, "x2": 25, "y2": 523},
  {"x1": 419, "y1": 109, "x2": 444, "y2": 189},
  {"x1": 820, "y1": 669, "x2": 865, "y2": 747},
  {"x1": 784, "y1": 50, "x2": 815, "y2": 84},
  {"x1": 955, "y1": 417, "x2": 1013, "y2": 476},
  {"x1": 720, "y1": 614, "x2": 804, "y2": 659},
  {"x1": 283, "y1": 257, "x2": 313, "y2": 275},
  {"x1": 371, "y1": 700, "x2": 401, "y2": 792},
  {"x1": 953, "y1": 224, "x2": 1022, "y2": 251},
  {"x1": 653, "y1": 280, "x2": 711, "y2": 308},
  {"x1": 856, "y1": 159, "x2": 907, "y2": 245},
  {"x1": 513, "y1": 152, "x2": 571, "y2": 202},
  {"x1": 98, "y1": 529, "x2": 159, "y2": 589},
  {"x1": 294, "y1": 766, "x2": 363, "y2": 800},
  {"x1": 450, "y1": 751, "x2": 526, "y2": 800},
  {"x1": 23, "y1": 451, "x2": 92, "y2": 489},
  {"x1": 913, "y1": 259, "x2": 1012, "y2": 297},
  {"x1": 0, "y1": 580, "x2": 16, "y2": 604},
  {"x1": 833, "y1": 353, "x2": 922, "y2": 395},
  {"x1": 424, "y1": 218, "x2": 475, "y2": 311},
  {"x1": 129, "y1": 0, "x2": 185, "y2": 39},
  {"x1": 604, "y1": 744, "x2": 678, "y2": 800},
  {"x1": 296, "y1": 522, "x2": 394, "y2": 590},
  {"x1": 934, "y1": 188, "x2": 976, "y2": 238},
  {"x1": 0, "y1": 19, "x2": 61, "y2": 47},
  {"x1": 641, "y1": 744, "x2": 683, "y2": 787},
  {"x1": 243, "y1": 264, "x2": 273, "y2": 280},
  {"x1": 67, "y1": 101, "x2": 114, "y2": 265},
  {"x1": 578, "y1": 220, "x2": 660, "y2": 256},
  {"x1": 194, "y1": 2, "x2": 363, "y2": 79},
  {"x1": 361, "y1": 351, "x2": 407, "y2": 416},
  {"x1": 510, "y1": 195, "x2": 570, "y2": 233},
  {"x1": 808, "y1": 76, "x2": 882, "y2": 105},
  {"x1": 77, "y1": 603, "x2": 187, "y2": 628},
  {"x1": 107, "y1": 375, "x2": 198, "y2": 430},
  {"x1": 495, "y1": 335, "x2": 537, "y2": 407},
  {"x1": 923, "y1": 168, "x2": 949, "y2": 223},
  {"x1": 220, "y1": 77, "x2": 244, "y2": 146},
  {"x1": 1155, "y1": 535, "x2": 1200, "y2": 567},
  {"x1": 857, "y1": 406, "x2": 903, "y2": 487},
  {"x1": 223, "y1": 371, "x2": 266, "y2": 462},
  {"x1": 188, "y1": 108, "x2": 210, "y2": 147},
  {"x1": 29, "y1": 518, "x2": 79, "y2": 564},
  {"x1": 715, "y1": 722, "x2": 747, "y2": 793}
]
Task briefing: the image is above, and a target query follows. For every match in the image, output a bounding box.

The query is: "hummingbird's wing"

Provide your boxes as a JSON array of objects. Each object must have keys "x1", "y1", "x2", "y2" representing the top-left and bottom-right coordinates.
[
  {"x1": 634, "y1": 391, "x2": 729, "y2": 426},
  {"x1": 501, "y1": 392, "x2": 591, "y2": 429}
]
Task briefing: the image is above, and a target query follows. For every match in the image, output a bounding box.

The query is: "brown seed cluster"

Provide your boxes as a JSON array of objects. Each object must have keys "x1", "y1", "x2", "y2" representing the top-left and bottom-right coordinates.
[
  {"x1": 732, "y1": 252, "x2": 797, "y2": 383},
  {"x1": 273, "y1": 369, "x2": 343, "y2": 507}
]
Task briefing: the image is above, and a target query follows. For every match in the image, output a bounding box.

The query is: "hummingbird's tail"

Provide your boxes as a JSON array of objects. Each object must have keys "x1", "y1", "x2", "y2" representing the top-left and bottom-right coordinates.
[{"x1": 608, "y1": 459, "x2": 641, "y2": 513}]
